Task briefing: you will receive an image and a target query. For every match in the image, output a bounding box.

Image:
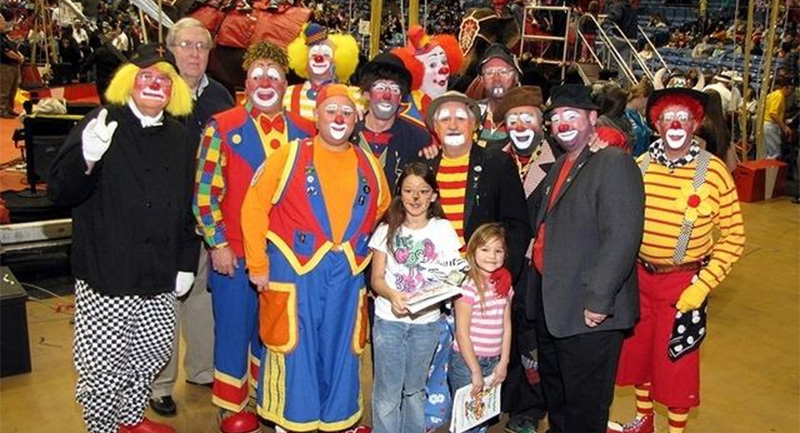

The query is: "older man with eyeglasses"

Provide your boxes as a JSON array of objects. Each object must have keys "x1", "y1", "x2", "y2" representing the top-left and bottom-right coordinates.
[
  {"x1": 148, "y1": 17, "x2": 236, "y2": 418},
  {"x1": 476, "y1": 44, "x2": 521, "y2": 148}
]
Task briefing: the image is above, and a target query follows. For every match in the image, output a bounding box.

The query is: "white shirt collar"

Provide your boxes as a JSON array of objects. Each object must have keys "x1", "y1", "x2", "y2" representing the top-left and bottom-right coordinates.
[
  {"x1": 127, "y1": 99, "x2": 164, "y2": 127},
  {"x1": 193, "y1": 74, "x2": 210, "y2": 100}
]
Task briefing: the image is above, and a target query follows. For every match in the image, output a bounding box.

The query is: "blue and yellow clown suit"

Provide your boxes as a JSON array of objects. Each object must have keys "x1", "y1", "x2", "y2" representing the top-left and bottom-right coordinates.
[
  {"x1": 241, "y1": 136, "x2": 390, "y2": 431},
  {"x1": 193, "y1": 102, "x2": 314, "y2": 413}
]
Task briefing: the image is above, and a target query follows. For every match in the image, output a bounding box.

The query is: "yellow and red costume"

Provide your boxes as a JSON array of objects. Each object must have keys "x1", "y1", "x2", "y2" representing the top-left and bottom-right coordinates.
[{"x1": 241, "y1": 136, "x2": 390, "y2": 431}]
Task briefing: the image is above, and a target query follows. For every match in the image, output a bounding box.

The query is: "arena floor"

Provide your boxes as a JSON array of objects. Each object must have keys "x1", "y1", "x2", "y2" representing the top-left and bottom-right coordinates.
[{"x1": 0, "y1": 196, "x2": 797, "y2": 433}]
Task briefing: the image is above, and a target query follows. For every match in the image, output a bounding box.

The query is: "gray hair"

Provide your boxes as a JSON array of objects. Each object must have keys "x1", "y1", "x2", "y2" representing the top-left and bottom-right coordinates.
[{"x1": 166, "y1": 17, "x2": 212, "y2": 48}]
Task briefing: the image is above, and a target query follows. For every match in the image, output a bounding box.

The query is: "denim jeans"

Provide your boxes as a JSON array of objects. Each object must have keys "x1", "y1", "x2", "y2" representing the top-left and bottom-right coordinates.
[
  {"x1": 764, "y1": 121, "x2": 783, "y2": 159},
  {"x1": 372, "y1": 317, "x2": 440, "y2": 433},
  {"x1": 448, "y1": 351, "x2": 500, "y2": 433}
]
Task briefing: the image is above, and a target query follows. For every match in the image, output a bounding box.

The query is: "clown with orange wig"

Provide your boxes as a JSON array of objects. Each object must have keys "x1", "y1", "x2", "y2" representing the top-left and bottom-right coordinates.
[
  {"x1": 392, "y1": 25, "x2": 464, "y2": 127},
  {"x1": 283, "y1": 23, "x2": 361, "y2": 122},
  {"x1": 48, "y1": 43, "x2": 197, "y2": 433},
  {"x1": 608, "y1": 87, "x2": 745, "y2": 433}
]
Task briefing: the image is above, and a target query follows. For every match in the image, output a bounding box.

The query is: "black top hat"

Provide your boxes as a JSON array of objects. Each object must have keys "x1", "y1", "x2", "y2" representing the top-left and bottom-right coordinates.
[
  {"x1": 129, "y1": 43, "x2": 177, "y2": 70},
  {"x1": 544, "y1": 84, "x2": 599, "y2": 116},
  {"x1": 359, "y1": 52, "x2": 412, "y2": 93},
  {"x1": 479, "y1": 44, "x2": 522, "y2": 75}
]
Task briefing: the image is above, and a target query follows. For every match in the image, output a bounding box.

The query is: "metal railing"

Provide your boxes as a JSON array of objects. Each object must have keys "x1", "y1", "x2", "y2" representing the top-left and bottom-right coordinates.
[
  {"x1": 637, "y1": 25, "x2": 670, "y2": 72},
  {"x1": 576, "y1": 13, "x2": 638, "y2": 84},
  {"x1": 607, "y1": 21, "x2": 655, "y2": 81}
]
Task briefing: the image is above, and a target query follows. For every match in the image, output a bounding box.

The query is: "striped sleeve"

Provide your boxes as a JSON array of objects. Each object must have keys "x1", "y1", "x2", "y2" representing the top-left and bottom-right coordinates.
[
  {"x1": 695, "y1": 165, "x2": 746, "y2": 293},
  {"x1": 193, "y1": 121, "x2": 228, "y2": 248}
]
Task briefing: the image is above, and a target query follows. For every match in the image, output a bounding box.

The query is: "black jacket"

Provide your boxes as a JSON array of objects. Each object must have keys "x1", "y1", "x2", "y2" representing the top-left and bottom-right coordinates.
[
  {"x1": 178, "y1": 77, "x2": 235, "y2": 156},
  {"x1": 49, "y1": 105, "x2": 199, "y2": 296},
  {"x1": 426, "y1": 144, "x2": 531, "y2": 282},
  {"x1": 527, "y1": 146, "x2": 644, "y2": 338}
]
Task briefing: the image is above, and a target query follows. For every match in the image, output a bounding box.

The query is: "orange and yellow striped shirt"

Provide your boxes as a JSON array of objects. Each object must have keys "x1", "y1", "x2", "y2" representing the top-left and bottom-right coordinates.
[
  {"x1": 639, "y1": 154, "x2": 746, "y2": 293},
  {"x1": 437, "y1": 153, "x2": 470, "y2": 248}
]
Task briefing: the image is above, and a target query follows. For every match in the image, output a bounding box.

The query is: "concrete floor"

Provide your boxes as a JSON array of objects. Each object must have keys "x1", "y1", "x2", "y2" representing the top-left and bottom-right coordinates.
[{"x1": 0, "y1": 197, "x2": 797, "y2": 433}]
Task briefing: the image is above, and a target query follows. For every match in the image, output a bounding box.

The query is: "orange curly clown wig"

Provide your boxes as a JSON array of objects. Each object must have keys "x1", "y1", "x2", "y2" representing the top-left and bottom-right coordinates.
[{"x1": 391, "y1": 25, "x2": 464, "y2": 92}]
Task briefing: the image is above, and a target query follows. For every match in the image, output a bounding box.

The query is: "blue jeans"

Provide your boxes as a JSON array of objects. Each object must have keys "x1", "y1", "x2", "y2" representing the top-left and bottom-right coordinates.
[
  {"x1": 372, "y1": 317, "x2": 440, "y2": 433},
  {"x1": 448, "y1": 351, "x2": 500, "y2": 433},
  {"x1": 764, "y1": 121, "x2": 783, "y2": 159}
]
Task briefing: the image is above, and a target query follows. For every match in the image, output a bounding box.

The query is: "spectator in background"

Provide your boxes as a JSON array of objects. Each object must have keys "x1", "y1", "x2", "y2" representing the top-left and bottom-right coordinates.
[
  {"x1": 577, "y1": 1, "x2": 600, "y2": 62},
  {"x1": 697, "y1": 89, "x2": 736, "y2": 171},
  {"x1": 73, "y1": 21, "x2": 89, "y2": 45},
  {"x1": 0, "y1": 13, "x2": 23, "y2": 118},
  {"x1": 625, "y1": 78, "x2": 654, "y2": 156},
  {"x1": 763, "y1": 76, "x2": 795, "y2": 159},
  {"x1": 80, "y1": 34, "x2": 126, "y2": 104}
]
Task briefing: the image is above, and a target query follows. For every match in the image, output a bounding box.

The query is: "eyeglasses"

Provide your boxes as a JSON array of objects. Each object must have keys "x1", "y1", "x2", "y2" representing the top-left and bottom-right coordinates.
[
  {"x1": 481, "y1": 67, "x2": 516, "y2": 78},
  {"x1": 172, "y1": 41, "x2": 211, "y2": 52}
]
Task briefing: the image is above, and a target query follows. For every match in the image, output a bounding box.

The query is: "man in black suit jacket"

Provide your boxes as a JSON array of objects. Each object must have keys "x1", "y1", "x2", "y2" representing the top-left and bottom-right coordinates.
[
  {"x1": 424, "y1": 91, "x2": 531, "y2": 280},
  {"x1": 527, "y1": 84, "x2": 644, "y2": 433}
]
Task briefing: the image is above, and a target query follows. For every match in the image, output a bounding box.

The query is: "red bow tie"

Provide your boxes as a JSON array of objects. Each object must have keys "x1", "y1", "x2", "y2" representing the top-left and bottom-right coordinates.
[{"x1": 260, "y1": 115, "x2": 285, "y2": 134}]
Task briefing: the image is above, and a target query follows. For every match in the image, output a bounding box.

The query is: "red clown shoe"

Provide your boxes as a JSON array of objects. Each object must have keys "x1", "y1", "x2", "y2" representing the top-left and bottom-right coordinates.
[
  {"x1": 118, "y1": 417, "x2": 176, "y2": 433},
  {"x1": 219, "y1": 411, "x2": 260, "y2": 433}
]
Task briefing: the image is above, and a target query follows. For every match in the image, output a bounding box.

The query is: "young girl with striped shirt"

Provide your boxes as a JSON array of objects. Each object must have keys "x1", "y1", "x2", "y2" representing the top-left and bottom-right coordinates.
[{"x1": 449, "y1": 223, "x2": 513, "y2": 433}]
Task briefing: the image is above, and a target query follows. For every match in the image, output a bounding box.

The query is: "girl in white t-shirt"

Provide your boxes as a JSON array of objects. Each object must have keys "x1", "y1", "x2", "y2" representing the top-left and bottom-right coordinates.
[
  {"x1": 449, "y1": 223, "x2": 513, "y2": 433},
  {"x1": 369, "y1": 162, "x2": 462, "y2": 433}
]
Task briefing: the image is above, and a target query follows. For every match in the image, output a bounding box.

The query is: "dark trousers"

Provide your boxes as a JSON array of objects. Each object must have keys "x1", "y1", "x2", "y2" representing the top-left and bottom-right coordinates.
[
  {"x1": 535, "y1": 286, "x2": 624, "y2": 433},
  {"x1": 502, "y1": 268, "x2": 546, "y2": 423}
]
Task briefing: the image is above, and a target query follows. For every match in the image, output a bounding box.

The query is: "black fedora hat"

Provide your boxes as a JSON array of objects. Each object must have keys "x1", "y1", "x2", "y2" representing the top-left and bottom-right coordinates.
[
  {"x1": 129, "y1": 43, "x2": 178, "y2": 70},
  {"x1": 544, "y1": 84, "x2": 599, "y2": 116},
  {"x1": 358, "y1": 52, "x2": 412, "y2": 94}
]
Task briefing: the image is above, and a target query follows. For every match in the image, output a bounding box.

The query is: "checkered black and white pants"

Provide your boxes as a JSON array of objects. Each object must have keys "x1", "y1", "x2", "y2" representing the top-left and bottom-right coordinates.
[{"x1": 73, "y1": 280, "x2": 176, "y2": 433}]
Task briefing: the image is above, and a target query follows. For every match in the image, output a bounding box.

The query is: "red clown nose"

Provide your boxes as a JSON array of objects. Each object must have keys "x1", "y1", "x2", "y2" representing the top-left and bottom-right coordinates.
[
  {"x1": 558, "y1": 124, "x2": 570, "y2": 133},
  {"x1": 313, "y1": 54, "x2": 325, "y2": 63},
  {"x1": 335, "y1": 114, "x2": 344, "y2": 124},
  {"x1": 670, "y1": 120, "x2": 682, "y2": 129},
  {"x1": 439, "y1": 66, "x2": 449, "y2": 75}
]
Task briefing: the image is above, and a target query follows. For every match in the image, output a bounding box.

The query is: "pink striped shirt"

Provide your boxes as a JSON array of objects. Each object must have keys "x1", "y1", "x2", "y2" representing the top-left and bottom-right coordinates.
[{"x1": 453, "y1": 279, "x2": 513, "y2": 357}]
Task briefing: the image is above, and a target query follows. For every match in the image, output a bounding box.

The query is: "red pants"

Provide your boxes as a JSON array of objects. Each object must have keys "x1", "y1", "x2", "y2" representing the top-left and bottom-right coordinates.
[{"x1": 616, "y1": 264, "x2": 701, "y2": 408}]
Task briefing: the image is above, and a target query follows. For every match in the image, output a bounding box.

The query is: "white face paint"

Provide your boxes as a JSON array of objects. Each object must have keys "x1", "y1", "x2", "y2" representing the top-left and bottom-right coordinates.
[
  {"x1": 510, "y1": 130, "x2": 535, "y2": 149},
  {"x1": 665, "y1": 128, "x2": 688, "y2": 149},
  {"x1": 455, "y1": 108, "x2": 469, "y2": 120},
  {"x1": 418, "y1": 46, "x2": 449, "y2": 98},
  {"x1": 489, "y1": 85, "x2": 506, "y2": 98},
  {"x1": 437, "y1": 108, "x2": 451, "y2": 120},
  {"x1": 308, "y1": 44, "x2": 333, "y2": 77},
  {"x1": 443, "y1": 134, "x2": 466, "y2": 146},
  {"x1": 249, "y1": 66, "x2": 281, "y2": 108},
  {"x1": 551, "y1": 110, "x2": 581, "y2": 143},
  {"x1": 327, "y1": 103, "x2": 351, "y2": 140}
]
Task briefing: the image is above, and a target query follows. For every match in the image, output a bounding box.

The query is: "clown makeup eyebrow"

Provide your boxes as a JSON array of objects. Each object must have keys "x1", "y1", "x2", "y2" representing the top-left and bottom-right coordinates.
[
  {"x1": 341, "y1": 105, "x2": 355, "y2": 115},
  {"x1": 563, "y1": 110, "x2": 580, "y2": 121},
  {"x1": 437, "y1": 108, "x2": 451, "y2": 120},
  {"x1": 266, "y1": 67, "x2": 281, "y2": 80},
  {"x1": 519, "y1": 113, "x2": 535, "y2": 124},
  {"x1": 310, "y1": 44, "x2": 334, "y2": 57},
  {"x1": 506, "y1": 114, "x2": 519, "y2": 124},
  {"x1": 250, "y1": 67, "x2": 265, "y2": 80},
  {"x1": 455, "y1": 108, "x2": 468, "y2": 120},
  {"x1": 662, "y1": 110, "x2": 691, "y2": 122},
  {"x1": 324, "y1": 103, "x2": 339, "y2": 113}
]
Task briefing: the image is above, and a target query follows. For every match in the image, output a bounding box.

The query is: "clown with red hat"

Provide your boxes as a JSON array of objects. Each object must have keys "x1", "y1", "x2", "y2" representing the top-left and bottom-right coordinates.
[
  {"x1": 392, "y1": 25, "x2": 464, "y2": 126},
  {"x1": 608, "y1": 87, "x2": 746, "y2": 433},
  {"x1": 283, "y1": 23, "x2": 361, "y2": 123}
]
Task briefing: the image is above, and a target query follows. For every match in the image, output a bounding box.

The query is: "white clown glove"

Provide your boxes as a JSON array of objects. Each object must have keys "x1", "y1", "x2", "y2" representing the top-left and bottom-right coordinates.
[
  {"x1": 175, "y1": 271, "x2": 195, "y2": 297},
  {"x1": 82, "y1": 108, "x2": 118, "y2": 163}
]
